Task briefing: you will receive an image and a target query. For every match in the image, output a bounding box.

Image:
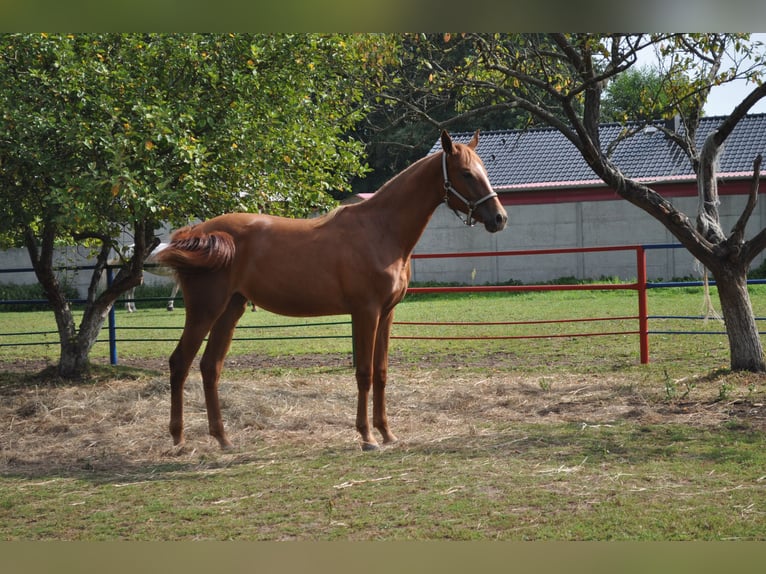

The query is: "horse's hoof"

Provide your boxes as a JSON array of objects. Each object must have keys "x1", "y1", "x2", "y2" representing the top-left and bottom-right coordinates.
[
  {"x1": 166, "y1": 441, "x2": 188, "y2": 457},
  {"x1": 216, "y1": 437, "x2": 234, "y2": 450},
  {"x1": 361, "y1": 442, "x2": 380, "y2": 452},
  {"x1": 382, "y1": 434, "x2": 399, "y2": 446}
]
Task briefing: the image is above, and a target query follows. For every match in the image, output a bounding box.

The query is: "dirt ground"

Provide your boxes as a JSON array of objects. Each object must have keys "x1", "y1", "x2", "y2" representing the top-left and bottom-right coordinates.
[{"x1": 1, "y1": 352, "x2": 765, "y2": 477}]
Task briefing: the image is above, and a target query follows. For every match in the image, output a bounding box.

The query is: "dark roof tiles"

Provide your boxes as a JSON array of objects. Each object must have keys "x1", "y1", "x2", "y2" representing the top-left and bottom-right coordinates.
[{"x1": 431, "y1": 114, "x2": 766, "y2": 191}]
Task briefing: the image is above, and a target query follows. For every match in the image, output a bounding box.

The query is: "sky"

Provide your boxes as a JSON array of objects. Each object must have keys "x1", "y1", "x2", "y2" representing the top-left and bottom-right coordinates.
[
  {"x1": 705, "y1": 33, "x2": 766, "y2": 115},
  {"x1": 705, "y1": 74, "x2": 766, "y2": 116}
]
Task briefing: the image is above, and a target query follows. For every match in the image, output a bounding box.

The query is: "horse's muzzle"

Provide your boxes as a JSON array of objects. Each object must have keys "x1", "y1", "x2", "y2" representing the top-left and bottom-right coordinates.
[{"x1": 483, "y1": 209, "x2": 508, "y2": 233}]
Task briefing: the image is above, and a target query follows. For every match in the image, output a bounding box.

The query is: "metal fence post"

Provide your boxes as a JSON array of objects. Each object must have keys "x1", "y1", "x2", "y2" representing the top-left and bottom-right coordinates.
[
  {"x1": 636, "y1": 246, "x2": 649, "y2": 364},
  {"x1": 107, "y1": 267, "x2": 118, "y2": 365}
]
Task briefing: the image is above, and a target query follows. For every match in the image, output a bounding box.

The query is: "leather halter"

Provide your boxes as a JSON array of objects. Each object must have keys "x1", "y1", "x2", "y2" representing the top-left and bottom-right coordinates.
[{"x1": 442, "y1": 151, "x2": 497, "y2": 227}]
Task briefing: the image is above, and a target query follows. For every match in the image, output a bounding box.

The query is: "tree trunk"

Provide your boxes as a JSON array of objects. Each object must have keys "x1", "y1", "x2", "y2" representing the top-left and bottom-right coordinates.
[
  {"x1": 599, "y1": 131, "x2": 766, "y2": 373},
  {"x1": 56, "y1": 300, "x2": 113, "y2": 379},
  {"x1": 58, "y1": 337, "x2": 94, "y2": 379},
  {"x1": 712, "y1": 265, "x2": 766, "y2": 372},
  {"x1": 24, "y1": 222, "x2": 146, "y2": 380}
]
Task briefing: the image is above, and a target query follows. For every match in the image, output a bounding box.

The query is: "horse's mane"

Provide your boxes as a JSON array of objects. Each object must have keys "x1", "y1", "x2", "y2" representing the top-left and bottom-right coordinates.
[
  {"x1": 311, "y1": 151, "x2": 439, "y2": 228},
  {"x1": 313, "y1": 204, "x2": 348, "y2": 227},
  {"x1": 374, "y1": 152, "x2": 434, "y2": 196}
]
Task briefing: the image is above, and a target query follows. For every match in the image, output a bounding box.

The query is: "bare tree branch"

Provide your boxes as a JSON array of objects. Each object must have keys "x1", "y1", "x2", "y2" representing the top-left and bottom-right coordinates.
[
  {"x1": 697, "y1": 133, "x2": 726, "y2": 243},
  {"x1": 696, "y1": 81, "x2": 766, "y2": 247},
  {"x1": 375, "y1": 92, "x2": 444, "y2": 128},
  {"x1": 731, "y1": 154, "x2": 762, "y2": 247},
  {"x1": 713, "y1": 82, "x2": 766, "y2": 147}
]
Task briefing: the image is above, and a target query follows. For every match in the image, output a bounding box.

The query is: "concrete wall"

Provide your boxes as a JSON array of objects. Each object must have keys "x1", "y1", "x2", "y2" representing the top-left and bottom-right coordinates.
[
  {"x1": 411, "y1": 193, "x2": 766, "y2": 285},
  {"x1": 0, "y1": 246, "x2": 101, "y2": 298},
  {"x1": 0, "y1": 228, "x2": 175, "y2": 298},
  {"x1": 3, "y1": 194, "x2": 765, "y2": 295}
]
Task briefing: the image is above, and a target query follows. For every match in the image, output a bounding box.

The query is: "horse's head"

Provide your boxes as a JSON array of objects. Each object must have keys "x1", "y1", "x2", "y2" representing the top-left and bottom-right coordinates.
[{"x1": 440, "y1": 130, "x2": 508, "y2": 233}]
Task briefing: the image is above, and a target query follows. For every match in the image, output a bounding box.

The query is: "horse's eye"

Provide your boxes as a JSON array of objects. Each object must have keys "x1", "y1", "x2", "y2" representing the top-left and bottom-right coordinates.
[{"x1": 462, "y1": 171, "x2": 474, "y2": 180}]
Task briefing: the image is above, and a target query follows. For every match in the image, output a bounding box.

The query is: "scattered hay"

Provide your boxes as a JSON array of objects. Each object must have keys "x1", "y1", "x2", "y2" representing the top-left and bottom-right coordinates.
[{"x1": 1, "y1": 354, "x2": 764, "y2": 478}]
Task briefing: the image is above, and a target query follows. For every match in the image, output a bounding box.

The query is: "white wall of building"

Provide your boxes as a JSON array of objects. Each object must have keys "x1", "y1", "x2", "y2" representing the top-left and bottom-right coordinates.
[
  {"x1": 411, "y1": 193, "x2": 766, "y2": 285},
  {"x1": 0, "y1": 227, "x2": 175, "y2": 298},
  {"x1": 3, "y1": 194, "x2": 765, "y2": 296}
]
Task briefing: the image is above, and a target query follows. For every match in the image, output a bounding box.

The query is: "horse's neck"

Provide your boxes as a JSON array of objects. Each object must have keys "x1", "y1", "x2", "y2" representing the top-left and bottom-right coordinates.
[{"x1": 364, "y1": 153, "x2": 444, "y2": 256}]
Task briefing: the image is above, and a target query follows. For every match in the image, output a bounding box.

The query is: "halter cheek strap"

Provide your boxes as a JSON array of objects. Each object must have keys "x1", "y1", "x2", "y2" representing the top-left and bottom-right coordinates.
[{"x1": 442, "y1": 152, "x2": 497, "y2": 227}]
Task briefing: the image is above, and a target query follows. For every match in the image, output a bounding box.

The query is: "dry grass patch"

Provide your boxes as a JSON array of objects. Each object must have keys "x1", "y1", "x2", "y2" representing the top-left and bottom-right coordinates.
[{"x1": 2, "y1": 357, "x2": 764, "y2": 477}]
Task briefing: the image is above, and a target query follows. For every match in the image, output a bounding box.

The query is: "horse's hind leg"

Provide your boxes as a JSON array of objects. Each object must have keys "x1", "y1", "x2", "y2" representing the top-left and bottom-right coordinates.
[
  {"x1": 168, "y1": 331, "x2": 207, "y2": 447},
  {"x1": 199, "y1": 293, "x2": 248, "y2": 449},
  {"x1": 168, "y1": 285, "x2": 231, "y2": 447}
]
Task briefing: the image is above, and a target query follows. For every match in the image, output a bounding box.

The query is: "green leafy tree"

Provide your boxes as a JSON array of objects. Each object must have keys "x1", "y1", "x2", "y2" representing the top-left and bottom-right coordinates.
[
  {"x1": 601, "y1": 65, "x2": 699, "y2": 123},
  {"x1": 352, "y1": 33, "x2": 532, "y2": 194},
  {"x1": 407, "y1": 33, "x2": 766, "y2": 372},
  {"x1": 0, "y1": 33, "x2": 386, "y2": 378}
]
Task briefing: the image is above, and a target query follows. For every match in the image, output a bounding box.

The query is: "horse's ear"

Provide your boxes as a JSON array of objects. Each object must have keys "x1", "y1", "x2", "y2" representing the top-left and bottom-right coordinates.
[
  {"x1": 440, "y1": 130, "x2": 454, "y2": 154},
  {"x1": 468, "y1": 129, "x2": 480, "y2": 149}
]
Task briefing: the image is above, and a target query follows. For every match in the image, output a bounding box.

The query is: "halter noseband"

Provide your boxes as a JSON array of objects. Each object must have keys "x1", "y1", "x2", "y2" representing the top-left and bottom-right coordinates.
[{"x1": 442, "y1": 151, "x2": 497, "y2": 227}]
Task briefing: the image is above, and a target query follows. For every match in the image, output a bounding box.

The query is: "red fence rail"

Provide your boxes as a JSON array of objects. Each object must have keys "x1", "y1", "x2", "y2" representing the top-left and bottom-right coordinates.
[
  {"x1": 406, "y1": 245, "x2": 650, "y2": 363},
  {"x1": 1, "y1": 245, "x2": 669, "y2": 365}
]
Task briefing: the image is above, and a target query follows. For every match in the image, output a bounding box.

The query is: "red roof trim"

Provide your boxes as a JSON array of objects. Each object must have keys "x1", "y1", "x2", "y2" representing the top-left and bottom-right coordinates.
[
  {"x1": 495, "y1": 171, "x2": 758, "y2": 193},
  {"x1": 498, "y1": 177, "x2": 760, "y2": 206}
]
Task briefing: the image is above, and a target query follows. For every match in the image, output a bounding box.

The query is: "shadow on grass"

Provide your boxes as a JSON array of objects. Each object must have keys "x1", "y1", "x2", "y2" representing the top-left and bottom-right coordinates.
[{"x1": 0, "y1": 363, "x2": 162, "y2": 390}]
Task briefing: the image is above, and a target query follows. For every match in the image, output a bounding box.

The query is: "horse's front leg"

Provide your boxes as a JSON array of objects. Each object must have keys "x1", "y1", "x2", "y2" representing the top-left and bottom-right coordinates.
[
  {"x1": 372, "y1": 309, "x2": 398, "y2": 446},
  {"x1": 352, "y1": 312, "x2": 380, "y2": 451}
]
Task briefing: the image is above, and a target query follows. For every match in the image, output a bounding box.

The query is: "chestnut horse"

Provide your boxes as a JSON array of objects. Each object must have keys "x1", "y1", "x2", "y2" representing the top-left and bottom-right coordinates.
[{"x1": 156, "y1": 131, "x2": 508, "y2": 451}]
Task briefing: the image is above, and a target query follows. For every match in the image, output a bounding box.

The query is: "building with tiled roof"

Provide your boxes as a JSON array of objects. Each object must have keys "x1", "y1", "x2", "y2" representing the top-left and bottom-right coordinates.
[
  {"x1": 408, "y1": 114, "x2": 766, "y2": 284},
  {"x1": 430, "y1": 114, "x2": 766, "y2": 201}
]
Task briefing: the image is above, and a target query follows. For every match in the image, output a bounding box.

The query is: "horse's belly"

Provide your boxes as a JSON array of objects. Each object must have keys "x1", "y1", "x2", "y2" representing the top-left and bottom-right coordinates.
[
  {"x1": 255, "y1": 297, "x2": 348, "y2": 318},
  {"x1": 233, "y1": 229, "x2": 404, "y2": 318},
  {"x1": 240, "y1": 281, "x2": 349, "y2": 318}
]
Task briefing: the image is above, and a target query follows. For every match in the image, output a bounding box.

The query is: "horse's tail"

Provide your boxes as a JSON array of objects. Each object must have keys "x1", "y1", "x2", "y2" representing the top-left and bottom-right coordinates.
[{"x1": 154, "y1": 225, "x2": 236, "y2": 275}]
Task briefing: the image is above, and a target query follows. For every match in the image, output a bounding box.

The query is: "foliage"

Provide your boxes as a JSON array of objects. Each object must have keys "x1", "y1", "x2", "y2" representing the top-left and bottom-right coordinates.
[
  {"x1": 351, "y1": 34, "x2": 533, "y2": 194},
  {"x1": 398, "y1": 34, "x2": 763, "y2": 138},
  {"x1": 0, "y1": 33, "x2": 392, "y2": 377},
  {"x1": 601, "y1": 66, "x2": 698, "y2": 123},
  {"x1": 0, "y1": 33, "x2": 383, "y2": 250},
  {"x1": 356, "y1": 33, "x2": 733, "y2": 192}
]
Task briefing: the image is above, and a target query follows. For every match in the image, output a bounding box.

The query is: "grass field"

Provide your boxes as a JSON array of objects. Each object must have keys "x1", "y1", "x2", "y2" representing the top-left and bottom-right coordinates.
[{"x1": 0, "y1": 287, "x2": 764, "y2": 540}]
